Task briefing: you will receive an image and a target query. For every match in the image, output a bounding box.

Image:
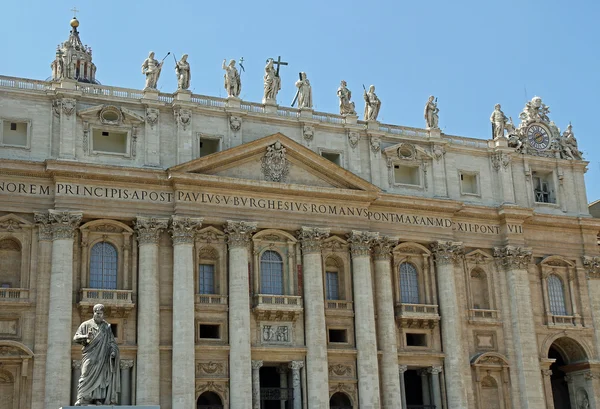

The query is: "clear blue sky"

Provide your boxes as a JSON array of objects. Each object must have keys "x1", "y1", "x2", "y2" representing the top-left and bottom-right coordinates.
[{"x1": 1, "y1": 0, "x2": 599, "y2": 203}]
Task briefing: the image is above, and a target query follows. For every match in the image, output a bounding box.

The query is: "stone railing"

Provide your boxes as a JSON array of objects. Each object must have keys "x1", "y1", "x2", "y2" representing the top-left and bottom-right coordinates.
[
  {"x1": 240, "y1": 101, "x2": 265, "y2": 114},
  {"x1": 469, "y1": 308, "x2": 499, "y2": 320},
  {"x1": 395, "y1": 303, "x2": 440, "y2": 329},
  {"x1": 80, "y1": 288, "x2": 133, "y2": 304},
  {"x1": 276, "y1": 107, "x2": 299, "y2": 119},
  {"x1": 191, "y1": 94, "x2": 226, "y2": 108},
  {"x1": 312, "y1": 111, "x2": 345, "y2": 124},
  {"x1": 78, "y1": 83, "x2": 144, "y2": 99},
  {"x1": 254, "y1": 294, "x2": 302, "y2": 307},
  {"x1": 0, "y1": 76, "x2": 51, "y2": 91},
  {"x1": 195, "y1": 294, "x2": 228, "y2": 305},
  {"x1": 379, "y1": 124, "x2": 430, "y2": 138},
  {"x1": 550, "y1": 315, "x2": 577, "y2": 326},
  {"x1": 325, "y1": 300, "x2": 353, "y2": 310},
  {"x1": 252, "y1": 294, "x2": 303, "y2": 321},
  {"x1": 443, "y1": 134, "x2": 489, "y2": 148},
  {"x1": 396, "y1": 303, "x2": 439, "y2": 315},
  {"x1": 0, "y1": 287, "x2": 30, "y2": 301}
]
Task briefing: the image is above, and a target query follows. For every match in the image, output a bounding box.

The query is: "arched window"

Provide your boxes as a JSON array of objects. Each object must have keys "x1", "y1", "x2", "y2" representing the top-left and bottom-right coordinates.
[
  {"x1": 326, "y1": 270, "x2": 339, "y2": 300},
  {"x1": 548, "y1": 275, "x2": 567, "y2": 315},
  {"x1": 90, "y1": 242, "x2": 118, "y2": 289},
  {"x1": 399, "y1": 262, "x2": 419, "y2": 304},
  {"x1": 470, "y1": 269, "x2": 490, "y2": 309},
  {"x1": 260, "y1": 250, "x2": 284, "y2": 295}
]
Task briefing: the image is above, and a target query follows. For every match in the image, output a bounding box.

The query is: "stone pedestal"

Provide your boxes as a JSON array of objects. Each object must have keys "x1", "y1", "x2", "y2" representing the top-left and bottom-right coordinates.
[
  {"x1": 226, "y1": 96, "x2": 241, "y2": 109},
  {"x1": 297, "y1": 227, "x2": 330, "y2": 409},
  {"x1": 225, "y1": 221, "x2": 257, "y2": 409},
  {"x1": 134, "y1": 217, "x2": 169, "y2": 405},
  {"x1": 344, "y1": 114, "x2": 358, "y2": 125},
  {"x1": 44, "y1": 210, "x2": 82, "y2": 409},
  {"x1": 299, "y1": 108, "x2": 313, "y2": 119},
  {"x1": 263, "y1": 98, "x2": 278, "y2": 114},
  {"x1": 170, "y1": 216, "x2": 203, "y2": 409},
  {"x1": 366, "y1": 119, "x2": 380, "y2": 130},
  {"x1": 427, "y1": 128, "x2": 442, "y2": 139},
  {"x1": 143, "y1": 88, "x2": 159, "y2": 100},
  {"x1": 175, "y1": 89, "x2": 192, "y2": 101},
  {"x1": 348, "y1": 230, "x2": 381, "y2": 409},
  {"x1": 373, "y1": 237, "x2": 402, "y2": 409}
]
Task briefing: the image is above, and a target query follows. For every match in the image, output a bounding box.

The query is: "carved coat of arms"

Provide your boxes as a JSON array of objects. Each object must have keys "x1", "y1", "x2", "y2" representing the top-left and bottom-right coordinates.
[{"x1": 261, "y1": 141, "x2": 289, "y2": 182}]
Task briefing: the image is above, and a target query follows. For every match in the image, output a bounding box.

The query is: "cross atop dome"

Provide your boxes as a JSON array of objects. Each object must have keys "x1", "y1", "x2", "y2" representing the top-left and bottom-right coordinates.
[{"x1": 50, "y1": 12, "x2": 99, "y2": 84}]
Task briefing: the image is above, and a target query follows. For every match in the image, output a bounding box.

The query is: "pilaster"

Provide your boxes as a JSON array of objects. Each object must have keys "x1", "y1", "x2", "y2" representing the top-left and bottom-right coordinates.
[
  {"x1": 583, "y1": 256, "x2": 600, "y2": 358},
  {"x1": 54, "y1": 97, "x2": 77, "y2": 159},
  {"x1": 297, "y1": 226, "x2": 330, "y2": 409},
  {"x1": 347, "y1": 230, "x2": 381, "y2": 409},
  {"x1": 493, "y1": 245, "x2": 545, "y2": 409},
  {"x1": 430, "y1": 241, "x2": 470, "y2": 409},
  {"x1": 144, "y1": 106, "x2": 161, "y2": 167},
  {"x1": 173, "y1": 105, "x2": 193, "y2": 164},
  {"x1": 225, "y1": 220, "x2": 257, "y2": 409},
  {"x1": 134, "y1": 216, "x2": 169, "y2": 405},
  {"x1": 170, "y1": 216, "x2": 203, "y2": 409}
]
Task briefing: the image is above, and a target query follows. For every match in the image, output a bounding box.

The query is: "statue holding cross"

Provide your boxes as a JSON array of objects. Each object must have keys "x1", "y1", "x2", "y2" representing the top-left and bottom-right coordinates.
[{"x1": 263, "y1": 56, "x2": 287, "y2": 104}]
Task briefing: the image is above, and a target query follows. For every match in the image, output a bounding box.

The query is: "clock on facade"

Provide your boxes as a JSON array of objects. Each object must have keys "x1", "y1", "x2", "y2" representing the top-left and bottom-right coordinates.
[{"x1": 526, "y1": 124, "x2": 551, "y2": 150}]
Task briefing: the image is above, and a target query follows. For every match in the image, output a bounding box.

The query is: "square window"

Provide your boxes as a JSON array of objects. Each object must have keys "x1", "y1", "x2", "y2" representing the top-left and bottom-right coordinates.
[
  {"x1": 199, "y1": 324, "x2": 220, "y2": 339},
  {"x1": 460, "y1": 172, "x2": 479, "y2": 195},
  {"x1": 10, "y1": 123, "x2": 17, "y2": 131},
  {"x1": 92, "y1": 129, "x2": 128, "y2": 154},
  {"x1": 533, "y1": 173, "x2": 555, "y2": 204},
  {"x1": 199, "y1": 138, "x2": 220, "y2": 157},
  {"x1": 321, "y1": 152, "x2": 341, "y2": 166},
  {"x1": 406, "y1": 333, "x2": 427, "y2": 347},
  {"x1": 2, "y1": 120, "x2": 28, "y2": 147},
  {"x1": 328, "y1": 328, "x2": 347, "y2": 343},
  {"x1": 394, "y1": 165, "x2": 420, "y2": 186}
]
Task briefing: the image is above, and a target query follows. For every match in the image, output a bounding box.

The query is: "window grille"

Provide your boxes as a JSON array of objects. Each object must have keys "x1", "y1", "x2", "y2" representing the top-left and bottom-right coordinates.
[
  {"x1": 326, "y1": 271, "x2": 339, "y2": 300},
  {"x1": 548, "y1": 275, "x2": 568, "y2": 316},
  {"x1": 260, "y1": 250, "x2": 284, "y2": 295},
  {"x1": 89, "y1": 242, "x2": 117, "y2": 289},
  {"x1": 399, "y1": 262, "x2": 419, "y2": 304},
  {"x1": 199, "y1": 264, "x2": 215, "y2": 294}
]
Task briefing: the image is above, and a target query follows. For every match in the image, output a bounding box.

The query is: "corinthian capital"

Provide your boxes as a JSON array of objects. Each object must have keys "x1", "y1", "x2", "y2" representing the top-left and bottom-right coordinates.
[
  {"x1": 493, "y1": 245, "x2": 532, "y2": 269},
  {"x1": 48, "y1": 210, "x2": 82, "y2": 240},
  {"x1": 297, "y1": 226, "x2": 330, "y2": 254},
  {"x1": 430, "y1": 241, "x2": 464, "y2": 264},
  {"x1": 372, "y1": 236, "x2": 398, "y2": 260},
  {"x1": 34, "y1": 212, "x2": 53, "y2": 241},
  {"x1": 251, "y1": 360, "x2": 264, "y2": 370},
  {"x1": 347, "y1": 230, "x2": 379, "y2": 257},
  {"x1": 170, "y1": 216, "x2": 203, "y2": 245},
  {"x1": 288, "y1": 360, "x2": 304, "y2": 371},
  {"x1": 134, "y1": 216, "x2": 169, "y2": 245},
  {"x1": 583, "y1": 256, "x2": 600, "y2": 279},
  {"x1": 224, "y1": 220, "x2": 257, "y2": 248},
  {"x1": 120, "y1": 359, "x2": 134, "y2": 370}
]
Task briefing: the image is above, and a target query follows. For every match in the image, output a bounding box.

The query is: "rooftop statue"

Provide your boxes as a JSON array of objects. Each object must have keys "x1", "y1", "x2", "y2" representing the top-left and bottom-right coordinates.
[
  {"x1": 559, "y1": 123, "x2": 583, "y2": 160},
  {"x1": 293, "y1": 72, "x2": 313, "y2": 109},
  {"x1": 73, "y1": 304, "x2": 120, "y2": 406},
  {"x1": 263, "y1": 58, "x2": 282, "y2": 103},
  {"x1": 490, "y1": 104, "x2": 509, "y2": 140},
  {"x1": 141, "y1": 51, "x2": 163, "y2": 90},
  {"x1": 519, "y1": 96, "x2": 550, "y2": 124},
  {"x1": 363, "y1": 85, "x2": 381, "y2": 121},
  {"x1": 222, "y1": 59, "x2": 241, "y2": 98},
  {"x1": 175, "y1": 54, "x2": 191, "y2": 91},
  {"x1": 424, "y1": 96, "x2": 439, "y2": 129},
  {"x1": 337, "y1": 80, "x2": 356, "y2": 116}
]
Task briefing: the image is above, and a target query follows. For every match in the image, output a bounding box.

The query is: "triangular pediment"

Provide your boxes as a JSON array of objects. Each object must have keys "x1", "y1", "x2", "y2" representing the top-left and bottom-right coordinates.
[{"x1": 169, "y1": 133, "x2": 380, "y2": 193}]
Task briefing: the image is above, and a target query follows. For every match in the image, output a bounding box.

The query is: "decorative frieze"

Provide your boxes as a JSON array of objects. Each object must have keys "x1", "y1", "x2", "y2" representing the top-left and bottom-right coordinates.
[
  {"x1": 493, "y1": 245, "x2": 532, "y2": 269},
  {"x1": 347, "y1": 230, "x2": 379, "y2": 257},
  {"x1": 48, "y1": 210, "x2": 82, "y2": 240},
  {"x1": 134, "y1": 216, "x2": 169, "y2": 245},
  {"x1": 583, "y1": 256, "x2": 600, "y2": 279},
  {"x1": 328, "y1": 364, "x2": 353, "y2": 378},
  {"x1": 169, "y1": 216, "x2": 203, "y2": 244},
  {"x1": 372, "y1": 236, "x2": 398, "y2": 260},
  {"x1": 196, "y1": 361, "x2": 226, "y2": 377},
  {"x1": 224, "y1": 220, "x2": 257, "y2": 248},
  {"x1": 430, "y1": 241, "x2": 464, "y2": 264},
  {"x1": 297, "y1": 226, "x2": 330, "y2": 254},
  {"x1": 34, "y1": 212, "x2": 53, "y2": 241}
]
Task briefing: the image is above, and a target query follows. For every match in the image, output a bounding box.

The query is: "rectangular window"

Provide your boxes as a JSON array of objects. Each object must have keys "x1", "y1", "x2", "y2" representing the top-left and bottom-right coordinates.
[
  {"x1": 460, "y1": 172, "x2": 479, "y2": 195},
  {"x1": 92, "y1": 129, "x2": 128, "y2": 154},
  {"x1": 199, "y1": 138, "x2": 220, "y2": 157},
  {"x1": 110, "y1": 323, "x2": 118, "y2": 338},
  {"x1": 406, "y1": 333, "x2": 427, "y2": 347},
  {"x1": 199, "y1": 324, "x2": 220, "y2": 339},
  {"x1": 394, "y1": 165, "x2": 420, "y2": 186},
  {"x1": 328, "y1": 329, "x2": 347, "y2": 343},
  {"x1": 199, "y1": 264, "x2": 215, "y2": 294},
  {"x1": 533, "y1": 173, "x2": 555, "y2": 204},
  {"x1": 321, "y1": 152, "x2": 341, "y2": 166},
  {"x1": 326, "y1": 271, "x2": 339, "y2": 300},
  {"x1": 2, "y1": 120, "x2": 29, "y2": 147}
]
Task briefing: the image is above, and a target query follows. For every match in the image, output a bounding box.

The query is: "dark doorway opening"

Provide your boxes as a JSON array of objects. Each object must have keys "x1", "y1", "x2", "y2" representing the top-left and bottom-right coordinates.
[
  {"x1": 404, "y1": 369, "x2": 424, "y2": 406},
  {"x1": 330, "y1": 391, "x2": 352, "y2": 408},
  {"x1": 549, "y1": 346, "x2": 572, "y2": 409},
  {"x1": 260, "y1": 365, "x2": 292, "y2": 409},
  {"x1": 197, "y1": 391, "x2": 223, "y2": 409}
]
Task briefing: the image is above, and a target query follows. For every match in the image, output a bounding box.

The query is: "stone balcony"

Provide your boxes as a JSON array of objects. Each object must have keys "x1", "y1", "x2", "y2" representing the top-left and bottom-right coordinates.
[
  {"x1": 78, "y1": 288, "x2": 134, "y2": 318},
  {"x1": 548, "y1": 314, "x2": 579, "y2": 327},
  {"x1": 0, "y1": 288, "x2": 32, "y2": 306},
  {"x1": 468, "y1": 309, "x2": 500, "y2": 324},
  {"x1": 395, "y1": 303, "x2": 440, "y2": 329},
  {"x1": 252, "y1": 294, "x2": 303, "y2": 321},
  {"x1": 325, "y1": 299, "x2": 354, "y2": 317},
  {"x1": 194, "y1": 294, "x2": 228, "y2": 312}
]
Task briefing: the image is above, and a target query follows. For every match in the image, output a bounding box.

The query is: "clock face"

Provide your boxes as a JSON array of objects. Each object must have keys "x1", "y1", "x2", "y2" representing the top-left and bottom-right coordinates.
[{"x1": 527, "y1": 124, "x2": 550, "y2": 150}]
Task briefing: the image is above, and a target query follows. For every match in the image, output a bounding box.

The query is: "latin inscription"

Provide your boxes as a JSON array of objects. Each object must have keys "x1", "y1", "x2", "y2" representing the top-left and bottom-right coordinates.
[{"x1": 0, "y1": 181, "x2": 523, "y2": 235}]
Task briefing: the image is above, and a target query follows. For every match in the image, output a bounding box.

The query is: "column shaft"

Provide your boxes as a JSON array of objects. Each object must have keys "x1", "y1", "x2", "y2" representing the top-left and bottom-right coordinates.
[
  {"x1": 298, "y1": 227, "x2": 330, "y2": 409},
  {"x1": 289, "y1": 361, "x2": 304, "y2": 409},
  {"x1": 398, "y1": 366, "x2": 408, "y2": 409},
  {"x1": 429, "y1": 367, "x2": 443, "y2": 409},
  {"x1": 348, "y1": 231, "x2": 381, "y2": 409},
  {"x1": 418, "y1": 369, "x2": 431, "y2": 405},
  {"x1": 171, "y1": 216, "x2": 202, "y2": 409},
  {"x1": 252, "y1": 360, "x2": 263, "y2": 409},
  {"x1": 135, "y1": 217, "x2": 168, "y2": 405},
  {"x1": 120, "y1": 360, "x2": 134, "y2": 405},
  {"x1": 226, "y1": 221, "x2": 257, "y2": 409},
  {"x1": 44, "y1": 210, "x2": 81, "y2": 409},
  {"x1": 71, "y1": 361, "x2": 81, "y2": 405},
  {"x1": 374, "y1": 238, "x2": 402, "y2": 409}
]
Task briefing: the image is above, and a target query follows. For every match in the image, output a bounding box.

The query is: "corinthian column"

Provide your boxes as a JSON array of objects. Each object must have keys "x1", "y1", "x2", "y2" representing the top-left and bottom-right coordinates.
[
  {"x1": 225, "y1": 221, "x2": 257, "y2": 409},
  {"x1": 289, "y1": 360, "x2": 304, "y2": 409},
  {"x1": 347, "y1": 230, "x2": 381, "y2": 409},
  {"x1": 44, "y1": 210, "x2": 82, "y2": 409},
  {"x1": 494, "y1": 245, "x2": 544, "y2": 409},
  {"x1": 252, "y1": 360, "x2": 263, "y2": 409},
  {"x1": 134, "y1": 216, "x2": 169, "y2": 405},
  {"x1": 297, "y1": 226, "x2": 330, "y2": 409},
  {"x1": 430, "y1": 241, "x2": 470, "y2": 409},
  {"x1": 170, "y1": 216, "x2": 203, "y2": 409},
  {"x1": 373, "y1": 237, "x2": 402, "y2": 409}
]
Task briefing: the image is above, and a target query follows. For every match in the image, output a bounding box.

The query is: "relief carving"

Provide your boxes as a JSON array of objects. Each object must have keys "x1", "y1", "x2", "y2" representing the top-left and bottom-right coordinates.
[
  {"x1": 493, "y1": 246, "x2": 532, "y2": 269},
  {"x1": 261, "y1": 141, "x2": 289, "y2": 182},
  {"x1": 145, "y1": 108, "x2": 159, "y2": 128},
  {"x1": 328, "y1": 364, "x2": 352, "y2": 377},
  {"x1": 196, "y1": 361, "x2": 226, "y2": 376},
  {"x1": 229, "y1": 115, "x2": 242, "y2": 132},
  {"x1": 261, "y1": 324, "x2": 290, "y2": 343}
]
